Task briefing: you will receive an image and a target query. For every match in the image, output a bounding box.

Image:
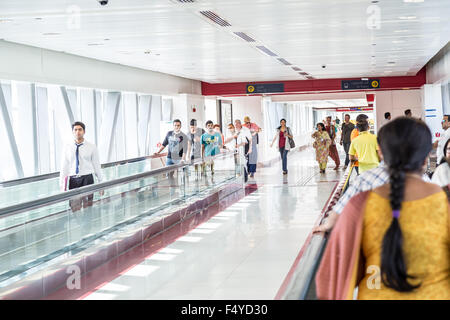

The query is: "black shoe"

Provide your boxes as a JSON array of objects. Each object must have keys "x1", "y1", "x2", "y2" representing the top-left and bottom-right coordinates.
[{"x1": 283, "y1": 171, "x2": 287, "y2": 175}]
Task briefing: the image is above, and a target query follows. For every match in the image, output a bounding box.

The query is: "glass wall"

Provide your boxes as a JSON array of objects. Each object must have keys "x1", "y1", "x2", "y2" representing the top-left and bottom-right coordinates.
[
  {"x1": 0, "y1": 79, "x2": 174, "y2": 181},
  {"x1": 262, "y1": 101, "x2": 314, "y2": 141}
]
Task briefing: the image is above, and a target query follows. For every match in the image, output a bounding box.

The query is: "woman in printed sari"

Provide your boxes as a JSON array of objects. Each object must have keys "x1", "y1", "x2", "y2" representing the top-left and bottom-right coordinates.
[
  {"x1": 316, "y1": 117, "x2": 450, "y2": 300},
  {"x1": 312, "y1": 123, "x2": 331, "y2": 173}
]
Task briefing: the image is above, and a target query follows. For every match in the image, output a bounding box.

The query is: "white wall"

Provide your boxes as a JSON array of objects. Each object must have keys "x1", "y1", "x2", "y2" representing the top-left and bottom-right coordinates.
[
  {"x1": 204, "y1": 98, "x2": 218, "y2": 125},
  {"x1": 422, "y1": 84, "x2": 444, "y2": 143},
  {"x1": 172, "y1": 94, "x2": 206, "y2": 133},
  {"x1": 426, "y1": 42, "x2": 450, "y2": 85},
  {"x1": 186, "y1": 94, "x2": 206, "y2": 129},
  {"x1": 0, "y1": 40, "x2": 201, "y2": 96},
  {"x1": 374, "y1": 89, "x2": 423, "y2": 129},
  {"x1": 228, "y1": 96, "x2": 264, "y2": 126}
]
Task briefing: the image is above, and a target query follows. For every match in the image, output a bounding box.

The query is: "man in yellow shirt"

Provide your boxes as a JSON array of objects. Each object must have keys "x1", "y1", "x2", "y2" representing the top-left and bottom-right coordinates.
[{"x1": 349, "y1": 114, "x2": 380, "y2": 174}]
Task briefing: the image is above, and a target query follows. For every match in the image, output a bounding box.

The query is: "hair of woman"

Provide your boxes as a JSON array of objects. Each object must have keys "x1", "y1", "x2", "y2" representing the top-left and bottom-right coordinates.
[
  {"x1": 377, "y1": 117, "x2": 432, "y2": 292},
  {"x1": 438, "y1": 138, "x2": 450, "y2": 165},
  {"x1": 277, "y1": 118, "x2": 287, "y2": 130}
]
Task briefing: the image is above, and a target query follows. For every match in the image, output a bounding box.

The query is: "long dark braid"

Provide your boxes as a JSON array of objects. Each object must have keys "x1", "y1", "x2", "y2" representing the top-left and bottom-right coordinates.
[
  {"x1": 378, "y1": 117, "x2": 431, "y2": 292},
  {"x1": 381, "y1": 168, "x2": 420, "y2": 291}
]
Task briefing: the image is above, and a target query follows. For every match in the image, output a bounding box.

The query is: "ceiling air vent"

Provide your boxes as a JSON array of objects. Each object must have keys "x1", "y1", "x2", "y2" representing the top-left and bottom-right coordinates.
[
  {"x1": 306, "y1": 76, "x2": 314, "y2": 80},
  {"x1": 256, "y1": 46, "x2": 277, "y2": 57},
  {"x1": 292, "y1": 67, "x2": 302, "y2": 71},
  {"x1": 299, "y1": 72, "x2": 308, "y2": 76},
  {"x1": 234, "y1": 32, "x2": 256, "y2": 42},
  {"x1": 200, "y1": 11, "x2": 232, "y2": 27},
  {"x1": 177, "y1": 0, "x2": 195, "y2": 2},
  {"x1": 277, "y1": 58, "x2": 292, "y2": 65}
]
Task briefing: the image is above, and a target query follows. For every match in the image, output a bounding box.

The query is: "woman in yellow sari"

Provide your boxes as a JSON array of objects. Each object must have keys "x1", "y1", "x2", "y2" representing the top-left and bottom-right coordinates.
[
  {"x1": 316, "y1": 117, "x2": 450, "y2": 300},
  {"x1": 312, "y1": 123, "x2": 331, "y2": 173}
]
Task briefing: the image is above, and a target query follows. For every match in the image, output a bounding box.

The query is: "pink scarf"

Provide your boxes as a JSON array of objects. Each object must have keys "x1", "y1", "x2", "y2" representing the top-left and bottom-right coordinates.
[{"x1": 315, "y1": 191, "x2": 370, "y2": 300}]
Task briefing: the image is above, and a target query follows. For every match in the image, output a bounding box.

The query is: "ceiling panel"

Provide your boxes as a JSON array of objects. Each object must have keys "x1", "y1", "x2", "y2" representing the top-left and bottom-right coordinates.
[{"x1": 0, "y1": 0, "x2": 449, "y2": 83}]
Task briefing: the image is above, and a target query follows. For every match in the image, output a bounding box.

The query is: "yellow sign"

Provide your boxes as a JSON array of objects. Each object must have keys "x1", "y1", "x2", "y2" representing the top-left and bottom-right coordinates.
[
  {"x1": 247, "y1": 85, "x2": 255, "y2": 93},
  {"x1": 371, "y1": 80, "x2": 379, "y2": 88}
]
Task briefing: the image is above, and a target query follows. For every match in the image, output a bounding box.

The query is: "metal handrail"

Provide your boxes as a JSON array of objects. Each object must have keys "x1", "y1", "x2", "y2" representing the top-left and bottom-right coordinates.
[
  {"x1": 0, "y1": 151, "x2": 237, "y2": 218},
  {"x1": 0, "y1": 153, "x2": 168, "y2": 187},
  {"x1": 281, "y1": 165, "x2": 353, "y2": 300}
]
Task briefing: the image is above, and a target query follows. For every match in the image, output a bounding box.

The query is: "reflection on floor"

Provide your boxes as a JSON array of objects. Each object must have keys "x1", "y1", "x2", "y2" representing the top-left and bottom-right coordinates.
[{"x1": 80, "y1": 147, "x2": 344, "y2": 300}]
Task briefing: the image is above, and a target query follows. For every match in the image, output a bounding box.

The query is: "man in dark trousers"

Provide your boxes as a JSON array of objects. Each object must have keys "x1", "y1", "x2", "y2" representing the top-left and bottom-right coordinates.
[
  {"x1": 340, "y1": 114, "x2": 355, "y2": 170},
  {"x1": 60, "y1": 121, "x2": 104, "y2": 211},
  {"x1": 326, "y1": 116, "x2": 340, "y2": 170}
]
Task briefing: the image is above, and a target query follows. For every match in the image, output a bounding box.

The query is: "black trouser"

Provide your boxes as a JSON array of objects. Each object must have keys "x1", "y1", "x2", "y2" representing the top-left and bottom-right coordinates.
[
  {"x1": 244, "y1": 154, "x2": 249, "y2": 183},
  {"x1": 343, "y1": 141, "x2": 351, "y2": 167},
  {"x1": 69, "y1": 174, "x2": 94, "y2": 211}
]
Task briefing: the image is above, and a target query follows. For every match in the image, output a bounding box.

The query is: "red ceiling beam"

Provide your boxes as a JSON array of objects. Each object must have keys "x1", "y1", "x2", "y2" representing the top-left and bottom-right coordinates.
[{"x1": 201, "y1": 67, "x2": 426, "y2": 96}]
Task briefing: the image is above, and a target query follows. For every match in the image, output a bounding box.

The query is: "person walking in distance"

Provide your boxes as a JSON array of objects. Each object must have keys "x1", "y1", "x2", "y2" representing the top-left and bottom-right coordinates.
[
  {"x1": 270, "y1": 119, "x2": 293, "y2": 175},
  {"x1": 201, "y1": 120, "x2": 223, "y2": 175},
  {"x1": 312, "y1": 123, "x2": 331, "y2": 173},
  {"x1": 154, "y1": 119, "x2": 188, "y2": 166},
  {"x1": 340, "y1": 114, "x2": 355, "y2": 170},
  {"x1": 224, "y1": 123, "x2": 251, "y2": 182},
  {"x1": 433, "y1": 114, "x2": 450, "y2": 163},
  {"x1": 349, "y1": 114, "x2": 380, "y2": 174},
  {"x1": 382, "y1": 112, "x2": 391, "y2": 127},
  {"x1": 243, "y1": 116, "x2": 261, "y2": 178},
  {"x1": 60, "y1": 121, "x2": 104, "y2": 212},
  {"x1": 234, "y1": 119, "x2": 253, "y2": 177},
  {"x1": 186, "y1": 119, "x2": 205, "y2": 173},
  {"x1": 325, "y1": 116, "x2": 340, "y2": 170}
]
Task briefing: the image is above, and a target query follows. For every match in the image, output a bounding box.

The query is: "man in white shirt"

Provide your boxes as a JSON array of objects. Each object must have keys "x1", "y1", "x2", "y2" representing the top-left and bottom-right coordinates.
[
  {"x1": 434, "y1": 114, "x2": 450, "y2": 163},
  {"x1": 224, "y1": 122, "x2": 251, "y2": 182},
  {"x1": 60, "y1": 121, "x2": 103, "y2": 210}
]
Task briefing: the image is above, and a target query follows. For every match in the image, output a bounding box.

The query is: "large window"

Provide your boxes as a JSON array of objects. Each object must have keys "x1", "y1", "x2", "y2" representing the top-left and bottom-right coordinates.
[{"x1": 0, "y1": 79, "x2": 173, "y2": 181}]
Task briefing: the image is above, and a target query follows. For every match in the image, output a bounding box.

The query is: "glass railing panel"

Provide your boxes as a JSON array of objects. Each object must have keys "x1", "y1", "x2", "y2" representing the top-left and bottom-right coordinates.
[
  {"x1": 0, "y1": 151, "x2": 240, "y2": 287},
  {"x1": 0, "y1": 157, "x2": 157, "y2": 210}
]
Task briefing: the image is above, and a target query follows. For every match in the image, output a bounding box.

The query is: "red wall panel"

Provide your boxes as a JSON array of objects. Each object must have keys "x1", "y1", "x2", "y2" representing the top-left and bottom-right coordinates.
[{"x1": 201, "y1": 67, "x2": 426, "y2": 96}]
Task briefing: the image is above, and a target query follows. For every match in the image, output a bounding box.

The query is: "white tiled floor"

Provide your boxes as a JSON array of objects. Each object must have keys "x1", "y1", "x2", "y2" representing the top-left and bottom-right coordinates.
[{"x1": 82, "y1": 147, "x2": 344, "y2": 300}]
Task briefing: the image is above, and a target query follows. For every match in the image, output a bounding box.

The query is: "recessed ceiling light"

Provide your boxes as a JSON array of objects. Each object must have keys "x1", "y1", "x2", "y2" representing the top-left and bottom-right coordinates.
[
  {"x1": 42, "y1": 32, "x2": 61, "y2": 36},
  {"x1": 392, "y1": 40, "x2": 405, "y2": 43},
  {"x1": 394, "y1": 30, "x2": 409, "y2": 33},
  {"x1": 88, "y1": 43, "x2": 103, "y2": 46},
  {"x1": 399, "y1": 16, "x2": 417, "y2": 20},
  {"x1": 403, "y1": 0, "x2": 424, "y2": 3}
]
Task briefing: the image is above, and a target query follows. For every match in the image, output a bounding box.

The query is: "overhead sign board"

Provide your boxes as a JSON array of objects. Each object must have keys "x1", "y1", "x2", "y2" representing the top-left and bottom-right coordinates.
[
  {"x1": 247, "y1": 83, "x2": 284, "y2": 94},
  {"x1": 336, "y1": 107, "x2": 374, "y2": 112},
  {"x1": 341, "y1": 79, "x2": 380, "y2": 90}
]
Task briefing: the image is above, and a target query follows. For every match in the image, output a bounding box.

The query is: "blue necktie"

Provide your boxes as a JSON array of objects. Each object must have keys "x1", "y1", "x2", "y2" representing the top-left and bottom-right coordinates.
[{"x1": 75, "y1": 143, "x2": 83, "y2": 174}]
